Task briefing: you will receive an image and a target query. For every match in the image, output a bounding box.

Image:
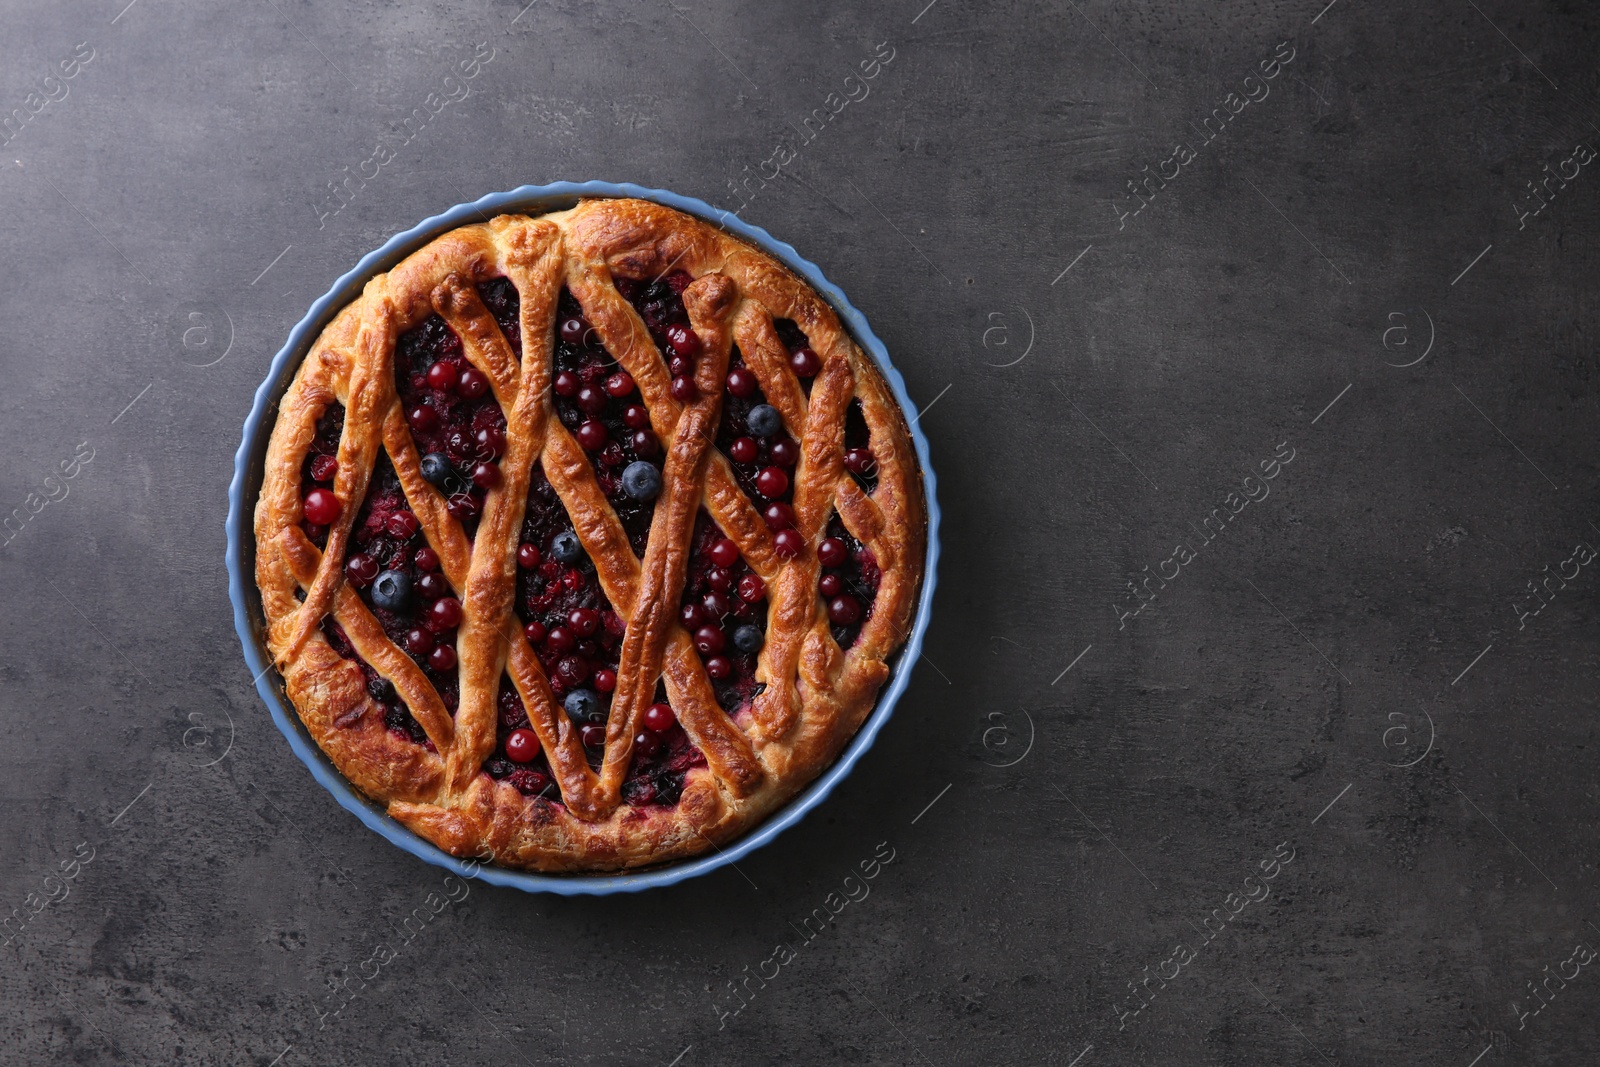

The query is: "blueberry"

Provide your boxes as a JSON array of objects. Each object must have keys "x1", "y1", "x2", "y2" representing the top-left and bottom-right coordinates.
[
  {"x1": 420, "y1": 452, "x2": 453, "y2": 489},
  {"x1": 746, "y1": 404, "x2": 782, "y2": 439},
  {"x1": 564, "y1": 688, "x2": 602, "y2": 723},
  {"x1": 622, "y1": 461, "x2": 662, "y2": 501},
  {"x1": 550, "y1": 530, "x2": 582, "y2": 564},
  {"x1": 369, "y1": 570, "x2": 412, "y2": 612},
  {"x1": 732, "y1": 624, "x2": 764, "y2": 654}
]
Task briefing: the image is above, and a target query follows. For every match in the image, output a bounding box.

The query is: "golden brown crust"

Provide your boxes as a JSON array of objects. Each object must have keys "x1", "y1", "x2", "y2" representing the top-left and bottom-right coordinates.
[{"x1": 254, "y1": 198, "x2": 927, "y2": 873}]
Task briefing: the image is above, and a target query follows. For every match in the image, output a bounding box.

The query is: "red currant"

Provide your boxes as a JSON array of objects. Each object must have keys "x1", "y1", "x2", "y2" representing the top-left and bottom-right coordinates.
[
  {"x1": 763, "y1": 502, "x2": 796, "y2": 530},
  {"x1": 475, "y1": 426, "x2": 506, "y2": 459},
  {"x1": 576, "y1": 385, "x2": 608, "y2": 416},
  {"x1": 633, "y1": 730, "x2": 662, "y2": 757},
  {"x1": 670, "y1": 376, "x2": 697, "y2": 402},
  {"x1": 568, "y1": 608, "x2": 600, "y2": 637},
  {"x1": 790, "y1": 346, "x2": 821, "y2": 377},
  {"x1": 819, "y1": 573, "x2": 844, "y2": 598},
  {"x1": 414, "y1": 547, "x2": 440, "y2": 572},
  {"x1": 709, "y1": 538, "x2": 740, "y2": 568},
  {"x1": 345, "y1": 553, "x2": 378, "y2": 585},
  {"x1": 665, "y1": 323, "x2": 701, "y2": 357},
  {"x1": 547, "y1": 626, "x2": 575, "y2": 653},
  {"x1": 631, "y1": 430, "x2": 661, "y2": 460},
  {"x1": 523, "y1": 619, "x2": 547, "y2": 644},
  {"x1": 303, "y1": 489, "x2": 341, "y2": 525},
  {"x1": 844, "y1": 447, "x2": 876, "y2": 475},
  {"x1": 769, "y1": 438, "x2": 799, "y2": 468},
  {"x1": 580, "y1": 723, "x2": 606, "y2": 749},
  {"x1": 643, "y1": 702, "x2": 676, "y2": 733},
  {"x1": 701, "y1": 591, "x2": 731, "y2": 619},
  {"x1": 706, "y1": 566, "x2": 732, "y2": 592},
  {"x1": 705, "y1": 655, "x2": 732, "y2": 680},
  {"x1": 554, "y1": 370, "x2": 580, "y2": 397},
  {"x1": 472, "y1": 462, "x2": 500, "y2": 489},
  {"x1": 576, "y1": 420, "x2": 608, "y2": 450},
  {"x1": 430, "y1": 597, "x2": 463, "y2": 629},
  {"x1": 517, "y1": 543, "x2": 541, "y2": 569},
  {"x1": 505, "y1": 728, "x2": 539, "y2": 763},
  {"x1": 773, "y1": 529, "x2": 804, "y2": 558},
  {"x1": 592, "y1": 668, "x2": 617, "y2": 693},
  {"x1": 693, "y1": 626, "x2": 727, "y2": 655},
  {"x1": 560, "y1": 316, "x2": 590, "y2": 345},
  {"x1": 827, "y1": 595, "x2": 862, "y2": 625},
  {"x1": 755, "y1": 466, "x2": 789, "y2": 498},
  {"x1": 456, "y1": 367, "x2": 490, "y2": 399},
  {"x1": 737, "y1": 573, "x2": 766, "y2": 602},
  {"x1": 604, "y1": 371, "x2": 635, "y2": 397},
  {"x1": 446, "y1": 495, "x2": 479, "y2": 522},
  {"x1": 726, "y1": 367, "x2": 758, "y2": 398},
  {"x1": 406, "y1": 628, "x2": 435, "y2": 656},
  {"x1": 817, "y1": 537, "x2": 848, "y2": 568},
  {"x1": 426, "y1": 360, "x2": 459, "y2": 392},
  {"x1": 407, "y1": 405, "x2": 440, "y2": 432},
  {"x1": 429, "y1": 644, "x2": 458, "y2": 671},
  {"x1": 729, "y1": 436, "x2": 758, "y2": 464},
  {"x1": 622, "y1": 404, "x2": 650, "y2": 429},
  {"x1": 385, "y1": 511, "x2": 419, "y2": 539},
  {"x1": 680, "y1": 603, "x2": 708, "y2": 630},
  {"x1": 416, "y1": 572, "x2": 448, "y2": 600}
]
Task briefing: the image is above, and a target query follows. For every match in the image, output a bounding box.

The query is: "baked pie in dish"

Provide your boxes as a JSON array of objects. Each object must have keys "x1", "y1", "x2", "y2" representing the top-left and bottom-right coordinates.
[{"x1": 254, "y1": 198, "x2": 927, "y2": 872}]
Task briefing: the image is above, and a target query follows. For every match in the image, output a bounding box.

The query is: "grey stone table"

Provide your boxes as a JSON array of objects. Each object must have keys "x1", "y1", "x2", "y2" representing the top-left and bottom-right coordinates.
[{"x1": 2, "y1": 0, "x2": 1596, "y2": 1063}]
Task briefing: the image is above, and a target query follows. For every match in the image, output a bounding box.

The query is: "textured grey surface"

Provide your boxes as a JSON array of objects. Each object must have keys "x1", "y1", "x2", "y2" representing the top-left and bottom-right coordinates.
[{"x1": 2, "y1": 0, "x2": 1598, "y2": 1064}]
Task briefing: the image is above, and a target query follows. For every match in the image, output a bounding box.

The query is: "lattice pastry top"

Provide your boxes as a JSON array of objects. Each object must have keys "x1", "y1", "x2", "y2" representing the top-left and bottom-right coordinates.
[{"x1": 255, "y1": 198, "x2": 927, "y2": 873}]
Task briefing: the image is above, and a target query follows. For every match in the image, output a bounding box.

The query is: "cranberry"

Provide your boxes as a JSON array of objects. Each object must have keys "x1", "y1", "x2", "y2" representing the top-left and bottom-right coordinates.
[
  {"x1": 694, "y1": 626, "x2": 727, "y2": 655},
  {"x1": 475, "y1": 426, "x2": 506, "y2": 459},
  {"x1": 755, "y1": 466, "x2": 789, "y2": 498},
  {"x1": 576, "y1": 385, "x2": 608, "y2": 416},
  {"x1": 559, "y1": 316, "x2": 590, "y2": 345},
  {"x1": 818, "y1": 537, "x2": 848, "y2": 568},
  {"x1": 605, "y1": 371, "x2": 635, "y2": 398},
  {"x1": 634, "y1": 731, "x2": 662, "y2": 758},
  {"x1": 416, "y1": 572, "x2": 448, "y2": 601},
  {"x1": 593, "y1": 668, "x2": 617, "y2": 693},
  {"x1": 631, "y1": 430, "x2": 661, "y2": 460},
  {"x1": 386, "y1": 511, "x2": 419, "y2": 540},
  {"x1": 430, "y1": 597, "x2": 463, "y2": 629},
  {"x1": 547, "y1": 626, "x2": 575, "y2": 653},
  {"x1": 505, "y1": 728, "x2": 539, "y2": 763},
  {"x1": 310, "y1": 455, "x2": 338, "y2": 483},
  {"x1": 706, "y1": 566, "x2": 732, "y2": 592},
  {"x1": 561, "y1": 568, "x2": 584, "y2": 592},
  {"x1": 670, "y1": 375, "x2": 697, "y2": 402},
  {"x1": 303, "y1": 489, "x2": 341, "y2": 525},
  {"x1": 769, "y1": 438, "x2": 799, "y2": 468},
  {"x1": 445, "y1": 429, "x2": 475, "y2": 462},
  {"x1": 523, "y1": 619, "x2": 547, "y2": 644},
  {"x1": 828, "y1": 595, "x2": 862, "y2": 625},
  {"x1": 726, "y1": 367, "x2": 758, "y2": 398},
  {"x1": 643, "y1": 702, "x2": 676, "y2": 733},
  {"x1": 456, "y1": 367, "x2": 490, "y2": 399},
  {"x1": 406, "y1": 628, "x2": 435, "y2": 656},
  {"x1": 729, "y1": 436, "x2": 759, "y2": 464},
  {"x1": 554, "y1": 370, "x2": 580, "y2": 397},
  {"x1": 773, "y1": 529, "x2": 804, "y2": 558},
  {"x1": 668, "y1": 355, "x2": 692, "y2": 378},
  {"x1": 705, "y1": 655, "x2": 732, "y2": 680},
  {"x1": 603, "y1": 610, "x2": 626, "y2": 636},
  {"x1": 763, "y1": 502, "x2": 796, "y2": 530},
  {"x1": 408, "y1": 405, "x2": 440, "y2": 432},
  {"x1": 580, "y1": 723, "x2": 606, "y2": 749},
  {"x1": 600, "y1": 442, "x2": 625, "y2": 468},
  {"x1": 790, "y1": 346, "x2": 821, "y2": 377},
  {"x1": 568, "y1": 608, "x2": 601, "y2": 636},
  {"x1": 426, "y1": 360, "x2": 459, "y2": 391},
  {"x1": 709, "y1": 537, "x2": 740, "y2": 568},
  {"x1": 702, "y1": 591, "x2": 731, "y2": 619},
  {"x1": 517, "y1": 543, "x2": 541, "y2": 569},
  {"x1": 577, "y1": 639, "x2": 599, "y2": 659},
  {"x1": 472, "y1": 462, "x2": 501, "y2": 489},
  {"x1": 510, "y1": 768, "x2": 551, "y2": 795},
  {"x1": 738, "y1": 573, "x2": 766, "y2": 602},
  {"x1": 819, "y1": 573, "x2": 844, "y2": 598},
  {"x1": 680, "y1": 603, "x2": 708, "y2": 630},
  {"x1": 844, "y1": 447, "x2": 876, "y2": 475},
  {"x1": 446, "y1": 495, "x2": 479, "y2": 522},
  {"x1": 665, "y1": 323, "x2": 701, "y2": 357},
  {"x1": 556, "y1": 656, "x2": 589, "y2": 686},
  {"x1": 346, "y1": 553, "x2": 378, "y2": 585},
  {"x1": 414, "y1": 547, "x2": 440, "y2": 572},
  {"x1": 429, "y1": 644, "x2": 458, "y2": 671},
  {"x1": 622, "y1": 404, "x2": 650, "y2": 429},
  {"x1": 576, "y1": 420, "x2": 608, "y2": 450}
]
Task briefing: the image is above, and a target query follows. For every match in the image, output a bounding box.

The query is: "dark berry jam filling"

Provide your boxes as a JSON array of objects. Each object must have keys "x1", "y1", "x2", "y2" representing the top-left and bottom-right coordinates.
[
  {"x1": 772, "y1": 317, "x2": 822, "y2": 397},
  {"x1": 395, "y1": 313, "x2": 508, "y2": 536},
  {"x1": 321, "y1": 619, "x2": 434, "y2": 749},
  {"x1": 621, "y1": 687, "x2": 705, "y2": 808},
  {"x1": 842, "y1": 398, "x2": 878, "y2": 494},
  {"x1": 477, "y1": 278, "x2": 521, "y2": 358},
  {"x1": 819, "y1": 513, "x2": 880, "y2": 649},
  {"x1": 715, "y1": 350, "x2": 801, "y2": 507},
  {"x1": 680, "y1": 511, "x2": 768, "y2": 714},
  {"x1": 484, "y1": 676, "x2": 561, "y2": 800},
  {"x1": 343, "y1": 454, "x2": 462, "y2": 709},
  {"x1": 551, "y1": 288, "x2": 665, "y2": 556},
  {"x1": 300, "y1": 401, "x2": 345, "y2": 549}
]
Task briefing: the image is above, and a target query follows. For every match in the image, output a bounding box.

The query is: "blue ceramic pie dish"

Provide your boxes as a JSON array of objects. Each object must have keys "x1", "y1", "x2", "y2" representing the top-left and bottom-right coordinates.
[{"x1": 225, "y1": 182, "x2": 941, "y2": 894}]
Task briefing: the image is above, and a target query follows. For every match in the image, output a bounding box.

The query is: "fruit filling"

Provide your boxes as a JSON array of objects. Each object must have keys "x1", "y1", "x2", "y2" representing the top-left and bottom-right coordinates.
[
  {"x1": 320, "y1": 618, "x2": 434, "y2": 748},
  {"x1": 483, "y1": 677, "x2": 561, "y2": 800},
  {"x1": 514, "y1": 464, "x2": 624, "y2": 758},
  {"x1": 715, "y1": 351, "x2": 806, "y2": 559},
  {"x1": 772, "y1": 317, "x2": 822, "y2": 396},
  {"x1": 300, "y1": 401, "x2": 346, "y2": 549},
  {"x1": 342, "y1": 454, "x2": 463, "y2": 707},
  {"x1": 818, "y1": 513, "x2": 880, "y2": 649},
  {"x1": 552, "y1": 287, "x2": 666, "y2": 556},
  {"x1": 621, "y1": 688, "x2": 705, "y2": 808},
  {"x1": 395, "y1": 313, "x2": 509, "y2": 536},
  {"x1": 680, "y1": 510, "x2": 768, "y2": 714},
  {"x1": 842, "y1": 398, "x2": 878, "y2": 494},
  {"x1": 477, "y1": 277, "x2": 522, "y2": 358}
]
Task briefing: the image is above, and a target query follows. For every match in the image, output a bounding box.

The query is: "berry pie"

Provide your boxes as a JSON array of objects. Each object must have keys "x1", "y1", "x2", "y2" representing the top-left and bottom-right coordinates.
[{"x1": 254, "y1": 198, "x2": 927, "y2": 872}]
